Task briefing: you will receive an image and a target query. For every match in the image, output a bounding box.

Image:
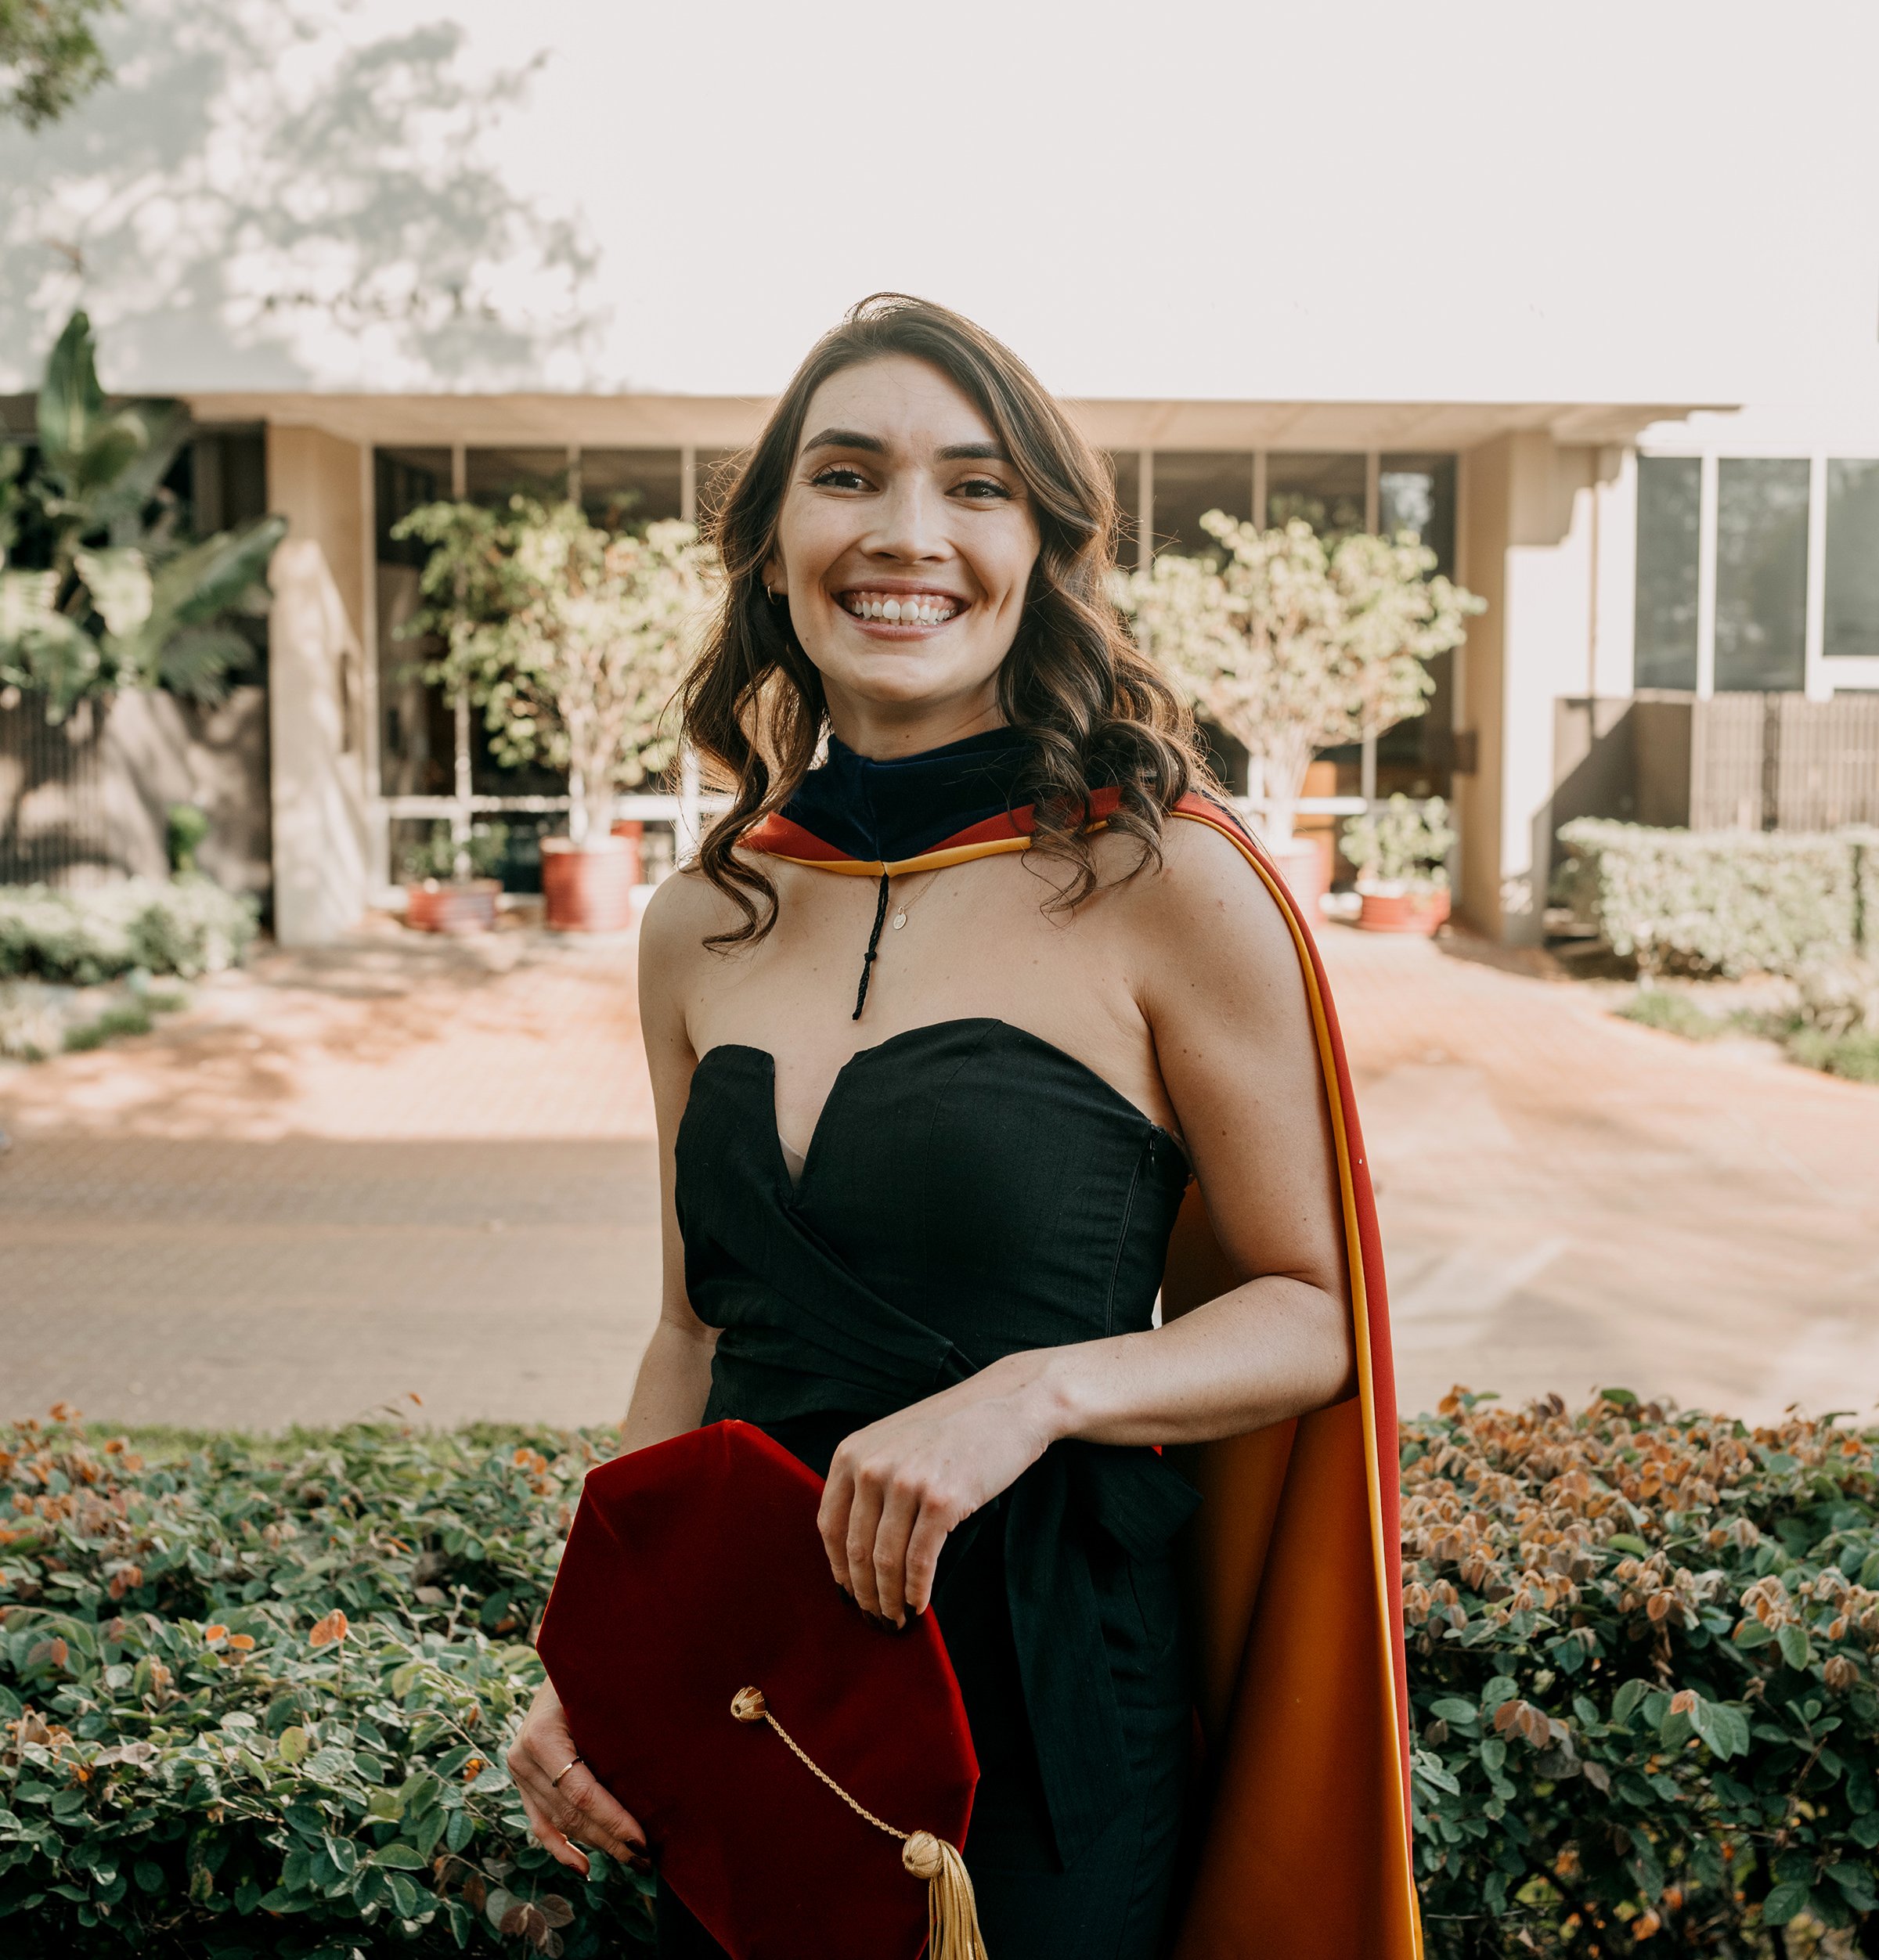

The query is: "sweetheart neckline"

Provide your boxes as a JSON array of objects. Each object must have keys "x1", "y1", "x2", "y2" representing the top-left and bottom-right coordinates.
[{"x1": 693, "y1": 1016, "x2": 1188, "y2": 1197}]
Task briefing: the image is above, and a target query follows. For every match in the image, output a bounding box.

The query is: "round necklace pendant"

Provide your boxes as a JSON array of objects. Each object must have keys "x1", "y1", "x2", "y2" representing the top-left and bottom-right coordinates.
[{"x1": 891, "y1": 911, "x2": 907, "y2": 930}]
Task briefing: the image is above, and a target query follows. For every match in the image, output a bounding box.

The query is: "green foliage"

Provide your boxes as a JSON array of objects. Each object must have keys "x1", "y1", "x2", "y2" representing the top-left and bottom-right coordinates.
[
  {"x1": 1120, "y1": 513, "x2": 1482, "y2": 836},
  {"x1": 0, "y1": 313, "x2": 286, "y2": 722},
  {"x1": 61, "y1": 998, "x2": 153, "y2": 1052},
  {"x1": 0, "y1": 1411, "x2": 655, "y2": 1957},
  {"x1": 1616, "y1": 989, "x2": 1730, "y2": 1043},
  {"x1": 0, "y1": 877, "x2": 256, "y2": 984},
  {"x1": 1787, "y1": 1027, "x2": 1879, "y2": 1085},
  {"x1": 1556, "y1": 821, "x2": 1876, "y2": 980},
  {"x1": 1408, "y1": 1389, "x2": 1879, "y2": 1957},
  {"x1": 164, "y1": 804, "x2": 211, "y2": 878},
  {"x1": 0, "y1": 0, "x2": 117, "y2": 129},
  {"x1": 1339, "y1": 794, "x2": 1456, "y2": 891},
  {"x1": 400, "y1": 822, "x2": 510, "y2": 887},
  {"x1": 394, "y1": 499, "x2": 712, "y2": 845}
]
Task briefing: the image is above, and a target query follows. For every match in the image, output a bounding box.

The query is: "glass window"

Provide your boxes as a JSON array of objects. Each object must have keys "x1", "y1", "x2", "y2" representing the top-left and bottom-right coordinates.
[
  {"x1": 1105, "y1": 450, "x2": 1141, "y2": 571},
  {"x1": 374, "y1": 447, "x2": 451, "y2": 568},
  {"x1": 1378, "y1": 453, "x2": 1456, "y2": 575},
  {"x1": 465, "y1": 447, "x2": 568, "y2": 507},
  {"x1": 1826, "y1": 459, "x2": 1879, "y2": 661},
  {"x1": 579, "y1": 448, "x2": 682, "y2": 529},
  {"x1": 1152, "y1": 451, "x2": 1253, "y2": 557},
  {"x1": 1633, "y1": 457, "x2": 1700, "y2": 690},
  {"x1": 1265, "y1": 452, "x2": 1365, "y2": 538},
  {"x1": 1715, "y1": 458, "x2": 1809, "y2": 691}
]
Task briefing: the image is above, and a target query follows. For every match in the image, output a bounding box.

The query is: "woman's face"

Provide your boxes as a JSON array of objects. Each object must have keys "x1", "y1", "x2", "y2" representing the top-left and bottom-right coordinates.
[{"x1": 765, "y1": 355, "x2": 1042, "y2": 751}]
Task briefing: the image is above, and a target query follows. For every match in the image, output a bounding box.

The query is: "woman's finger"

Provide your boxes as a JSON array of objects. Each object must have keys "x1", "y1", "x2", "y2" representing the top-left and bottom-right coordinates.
[
  {"x1": 843, "y1": 1474, "x2": 887, "y2": 1618},
  {"x1": 818, "y1": 1459, "x2": 857, "y2": 1593},
  {"x1": 903, "y1": 1503, "x2": 952, "y2": 1618},
  {"x1": 548, "y1": 1760, "x2": 647, "y2": 1862},
  {"x1": 516, "y1": 1785, "x2": 592, "y2": 1875},
  {"x1": 870, "y1": 1477, "x2": 921, "y2": 1628}
]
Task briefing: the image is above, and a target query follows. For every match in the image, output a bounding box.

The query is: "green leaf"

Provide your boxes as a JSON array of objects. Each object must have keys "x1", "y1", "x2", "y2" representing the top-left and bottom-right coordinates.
[
  {"x1": 445, "y1": 1807, "x2": 474, "y2": 1853},
  {"x1": 1612, "y1": 1677, "x2": 1650, "y2": 1724},
  {"x1": 1762, "y1": 1880, "x2": 1813, "y2": 1926},
  {"x1": 1607, "y1": 1533, "x2": 1651, "y2": 1556},
  {"x1": 1691, "y1": 1701, "x2": 1751, "y2": 1761},
  {"x1": 1480, "y1": 1677, "x2": 1520, "y2": 1713},
  {"x1": 1734, "y1": 1617, "x2": 1776, "y2": 1648},
  {"x1": 74, "y1": 547, "x2": 153, "y2": 638},
  {"x1": 132, "y1": 1858, "x2": 164, "y2": 1895},
  {"x1": 1778, "y1": 1623, "x2": 1815, "y2": 1670},
  {"x1": 276, "y1": 1726, "x2": 309, "y2": 1767},
  {"x1": 1429, "y1": 1699, "x2": 1478, "y2": 1727},
  {"x1": 371, "y1": 1842, "x2": 427, "y2": 1870}
]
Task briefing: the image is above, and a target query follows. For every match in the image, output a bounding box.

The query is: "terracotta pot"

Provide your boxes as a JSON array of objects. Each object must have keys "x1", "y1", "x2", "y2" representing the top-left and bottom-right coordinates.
[
  {"x1": 1266, "y1": 834, "x2": 1333, "y2": 914},
  {"x1": 1358, "y1": 886, "x2": 1451, "y2": 935},
  {"x1": 608, "y1": 818, "x2": 645, "y2": 886},
  {"x1": 405, "y1": 879, "x2": 500, "y2": 935},
  {"x1": 542, "y1": 835, "x2": 637, "y2": 932}
]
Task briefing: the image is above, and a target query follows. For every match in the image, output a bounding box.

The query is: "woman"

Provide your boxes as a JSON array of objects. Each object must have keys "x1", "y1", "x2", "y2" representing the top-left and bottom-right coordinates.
[{"x1": 510, "y1": 296, "x2": 1417, "y2": 1959}]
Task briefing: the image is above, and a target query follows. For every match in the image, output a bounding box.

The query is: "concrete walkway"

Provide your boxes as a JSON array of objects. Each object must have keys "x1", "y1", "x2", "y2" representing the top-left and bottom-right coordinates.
[{"x1": 2, "y1": 912, "x2": 1876, "y2": 1431}]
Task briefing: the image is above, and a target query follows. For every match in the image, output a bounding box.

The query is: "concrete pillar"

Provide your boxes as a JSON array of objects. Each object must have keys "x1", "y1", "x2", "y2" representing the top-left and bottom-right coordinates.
[
  {"x1": 267, "y1": 427, "x2": 371, "y2": 946},
  {"x1": 1455, "y1": 432, "x2": 1599, "y2": 944}
]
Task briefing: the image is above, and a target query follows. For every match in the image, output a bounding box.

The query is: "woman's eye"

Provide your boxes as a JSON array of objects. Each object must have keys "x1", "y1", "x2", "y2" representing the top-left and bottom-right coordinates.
[
  {"x1": 955, "y1": 477, "x2": 1014, "y2": 501},
  {"x1": 810, "y1": 465, "x2": 871, "y2": 491}
]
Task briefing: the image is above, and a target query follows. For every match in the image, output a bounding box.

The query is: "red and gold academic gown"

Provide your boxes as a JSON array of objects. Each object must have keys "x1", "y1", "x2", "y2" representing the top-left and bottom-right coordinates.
[{"x1": 745, "y1": 791, "x2": 1420, "y2": 1959}]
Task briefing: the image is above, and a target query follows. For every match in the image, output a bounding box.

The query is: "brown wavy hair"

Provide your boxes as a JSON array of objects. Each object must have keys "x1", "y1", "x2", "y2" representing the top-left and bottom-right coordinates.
[{"x1": 680, "y1": 293, "x2": 1212, "y2": 943}]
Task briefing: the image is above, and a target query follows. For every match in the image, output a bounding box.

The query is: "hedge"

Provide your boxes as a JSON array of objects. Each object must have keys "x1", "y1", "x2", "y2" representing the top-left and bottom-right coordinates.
[
  {"x1": 0, "y1": 879, "x2": 257, "y2": 985},
  {"x1": 13, "y1": 1399, "x2": 1879, "y2": 1958},
  {"x1": 1556, "y1": 821, "x2": 1878, "y2": 978}
]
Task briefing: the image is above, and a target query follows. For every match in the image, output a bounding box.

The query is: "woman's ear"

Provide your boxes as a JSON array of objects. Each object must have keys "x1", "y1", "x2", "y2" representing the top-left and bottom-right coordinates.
[{"x1": 761, "y1": 555, "x2": 787, "y2": 598}]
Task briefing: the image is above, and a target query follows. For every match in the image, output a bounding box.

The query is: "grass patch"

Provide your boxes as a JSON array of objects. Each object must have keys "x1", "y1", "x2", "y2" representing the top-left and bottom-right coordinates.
[
  {"x1": 1787, "y1": 1025, "x2": 1879, "y2": 1083},
  {"x1": 1615, "y1": 985, "x2": 1729, "y2": 1040},
  {"x1": 61, "y1": 1000, "x2": 154, "y2": 1051}
]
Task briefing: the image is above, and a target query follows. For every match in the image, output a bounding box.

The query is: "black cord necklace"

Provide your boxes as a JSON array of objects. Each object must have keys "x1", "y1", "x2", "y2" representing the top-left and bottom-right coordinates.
[{"x1": 851, "y1": 871, "x2": 893, "y2": 1021}]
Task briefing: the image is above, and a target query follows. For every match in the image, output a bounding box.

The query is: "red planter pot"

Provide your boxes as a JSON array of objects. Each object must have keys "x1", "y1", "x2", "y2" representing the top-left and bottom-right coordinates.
[
  {"x1": 1267, "y1": 834, "x2": 1333, "y2": 914},
  {"x1": 542, "y1": 835, "x2": 637, "y2": 933},
  {"x1": 405, "y1": 879, "x2": 500, "y2": 935},
  {"x1": 1358, "y1": 887, "x2": 1451, "y2": 935},
  {"x1": 608, "y1": 818, "x2": 645, "y2": 886}
]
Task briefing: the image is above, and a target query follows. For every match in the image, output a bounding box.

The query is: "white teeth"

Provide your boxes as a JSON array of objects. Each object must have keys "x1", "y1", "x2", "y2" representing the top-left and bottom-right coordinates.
[{"x1": 845, "y1": 592, "x2": 956, "y2": 624}]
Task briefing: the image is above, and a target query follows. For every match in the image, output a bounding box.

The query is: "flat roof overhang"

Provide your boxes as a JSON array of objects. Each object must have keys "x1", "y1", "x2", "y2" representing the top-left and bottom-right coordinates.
[{"x1": 170, "y1": 392, "x2": 1725, "y2": 452}]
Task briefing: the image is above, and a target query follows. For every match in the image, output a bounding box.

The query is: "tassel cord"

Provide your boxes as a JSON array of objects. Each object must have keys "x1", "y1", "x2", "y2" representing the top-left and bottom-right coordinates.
[
  {"x1": 730, "y1": 1686, "x2": 990, "y2": 1960},
  {"x1": 852, "y1": 870, "x2": 892, "y2": 1021}
]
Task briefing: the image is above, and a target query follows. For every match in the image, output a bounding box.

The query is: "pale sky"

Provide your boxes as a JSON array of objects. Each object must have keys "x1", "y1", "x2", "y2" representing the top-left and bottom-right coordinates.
[{"x1": 2, "y1": 0, "x2": 1876, "y2": 406}]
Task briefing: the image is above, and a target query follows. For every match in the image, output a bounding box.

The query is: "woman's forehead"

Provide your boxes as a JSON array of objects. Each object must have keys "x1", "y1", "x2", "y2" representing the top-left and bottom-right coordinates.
[{"x1": 797, "y1": 355, "x2": 996, "y2": 456}]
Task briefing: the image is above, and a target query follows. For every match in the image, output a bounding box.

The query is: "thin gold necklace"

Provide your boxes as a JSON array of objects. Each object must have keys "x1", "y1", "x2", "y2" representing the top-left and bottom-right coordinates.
[{"x1": 889, "y1": 866, "x2": 947, "y2": 933}]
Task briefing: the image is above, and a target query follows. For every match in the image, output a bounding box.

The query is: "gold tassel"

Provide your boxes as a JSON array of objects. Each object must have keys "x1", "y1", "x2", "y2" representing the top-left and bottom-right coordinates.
[
  {"x1": 900, "y1": 1830, "x2": 990, "y2": 1960},
  {"x1": 731, "y1": 1687, "x2": 990, "y2": 1958}
]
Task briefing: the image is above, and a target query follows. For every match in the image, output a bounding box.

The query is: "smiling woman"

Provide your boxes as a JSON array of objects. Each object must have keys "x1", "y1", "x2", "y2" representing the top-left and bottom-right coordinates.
[{"x1": 506, "y1": 297, "x2": 1419, "y2": 1960}]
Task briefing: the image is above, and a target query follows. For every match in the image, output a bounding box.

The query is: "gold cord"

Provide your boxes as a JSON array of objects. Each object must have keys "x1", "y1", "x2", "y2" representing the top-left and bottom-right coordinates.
[{"x1": 730, "y1": 1685, "x2": 990, "y2": 1960}]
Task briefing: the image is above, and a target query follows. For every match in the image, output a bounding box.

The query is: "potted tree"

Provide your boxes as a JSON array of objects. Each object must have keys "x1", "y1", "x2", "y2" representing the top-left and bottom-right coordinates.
[
  {"x1": 1339, "y1": 795, "x2": 1457, "y2": 934},
  {"x1": 1122, "y1": 511, "x2": 1480, "y2": 910},
  {"x1": 400, "y1": 820, "x2": 508, "y2": 935},
  {"x1": 396, "y1": 499, "x2": 712, "y2": 932}
]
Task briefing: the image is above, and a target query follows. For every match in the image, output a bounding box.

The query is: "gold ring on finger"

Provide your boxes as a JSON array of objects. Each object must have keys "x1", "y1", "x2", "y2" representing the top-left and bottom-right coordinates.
[{"x1": 550, "y1": 1753, "x2": 584, "y2": 1789}]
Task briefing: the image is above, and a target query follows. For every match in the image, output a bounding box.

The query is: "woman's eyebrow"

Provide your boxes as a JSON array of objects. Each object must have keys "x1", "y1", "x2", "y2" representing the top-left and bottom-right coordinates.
[
  {"x1": 936, "y1": 441, "x2": 1008, "y2": 463},
  {"x1": 801, "y1": 427, "x2": 885, "y2": 456}
]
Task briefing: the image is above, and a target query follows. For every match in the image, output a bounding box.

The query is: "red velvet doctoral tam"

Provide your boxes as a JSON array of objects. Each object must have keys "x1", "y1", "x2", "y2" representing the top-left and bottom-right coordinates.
[{"x1": 536, "y1": 1420, "x2": 979, "y2": 1960}]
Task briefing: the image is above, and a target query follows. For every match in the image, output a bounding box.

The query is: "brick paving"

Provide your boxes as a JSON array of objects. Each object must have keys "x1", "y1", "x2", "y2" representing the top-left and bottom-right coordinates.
[{"x1": 2, "y1": 911, "x2": 1877, "y2": 1432}]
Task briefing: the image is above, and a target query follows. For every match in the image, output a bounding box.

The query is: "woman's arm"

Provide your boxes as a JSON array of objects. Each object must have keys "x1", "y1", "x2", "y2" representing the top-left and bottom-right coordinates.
[
  {"x1": 819, "y1": 817, "x2": 1355, "y2": 1625},
  {"x1": 507, "y1": 875, "x2": 720, "y2": 1874}
]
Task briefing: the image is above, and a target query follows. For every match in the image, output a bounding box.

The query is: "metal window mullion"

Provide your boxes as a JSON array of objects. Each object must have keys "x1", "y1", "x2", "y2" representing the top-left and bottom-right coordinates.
[
  {"x1": 1252, "y1": 450, "x2": 1268, "y2": 530},
  {"x1": 1805, "y1": 452, "x2": 1830, "y2": 701},
  {"x1": 680, "y1": 445, "x2": 698, "y2": 524},
  {"x1": 1361, "y1": 450, "x2": 1381, "y2": 802},
  {"x1": 1696, "y1": 452, "x2": 1719, "y2": 698},
  {"x1": 449, "y1": 443, "x2": 472, "y2": 858},
  {"x1": 1138, "y1": 449, "x2": 1153, "y2": 571},
  {"x1": 360, "y1": 439, "x2": 387, "y2": 886}
]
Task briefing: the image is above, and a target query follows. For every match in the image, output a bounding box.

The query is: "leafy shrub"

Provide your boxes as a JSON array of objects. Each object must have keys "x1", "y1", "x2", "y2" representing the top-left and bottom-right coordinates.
[
  {"x1": 399, "y1": 823, "x2": 510, "y2": 887},
  {"x1": 1787, "y1": 1028, "x2": 1879, "y2": 1085},
  {"x1": 0, "y1": 877, "x2": 256, "y2": 985},
  {"x1": 1407, "y1": 1389, "x2": 1879, "y2": 1957},
  {"x1": 1556, "y1": 822, "x2": 1876, "y2": 979},
  {"x1": 22, "y1": 1396, "x2": 1879, "y2": 1958},
  {"x1": 1340, "y1": 794, "x2": 1457, "y2": 892},
  {"x1": 0, "y1": 1412, "x2": 653, "y2": 1958},
  {"x1": 1616, "y1": 988, "x2": 1730, "y2": 1043}
]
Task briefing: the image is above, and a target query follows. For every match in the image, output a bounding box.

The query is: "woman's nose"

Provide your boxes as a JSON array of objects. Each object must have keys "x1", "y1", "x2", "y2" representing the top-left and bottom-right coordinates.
[{"x1": 863, "y1": 477, "x2": 948, "y2": 562}]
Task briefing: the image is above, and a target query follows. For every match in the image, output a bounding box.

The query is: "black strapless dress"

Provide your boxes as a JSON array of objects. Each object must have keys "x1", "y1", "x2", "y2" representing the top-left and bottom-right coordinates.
[{"x1": 659, "y1": 1018, "x2": 1199, "y2": 1960}]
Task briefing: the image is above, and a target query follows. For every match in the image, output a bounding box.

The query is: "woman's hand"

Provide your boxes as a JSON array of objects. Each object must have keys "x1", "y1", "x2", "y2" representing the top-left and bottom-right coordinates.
[
  {"x1": 507, "y1": 1680, "x2": 649, "y2": 1878},
  {"x1": 818, "y1": 1354, "x2": 1062, "y2": 1627}
]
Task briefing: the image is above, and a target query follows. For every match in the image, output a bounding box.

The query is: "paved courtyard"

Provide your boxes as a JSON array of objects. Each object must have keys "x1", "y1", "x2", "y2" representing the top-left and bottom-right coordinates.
[{"x1": 2, "y1": 911, "x2": 1877, "y2": 1432}]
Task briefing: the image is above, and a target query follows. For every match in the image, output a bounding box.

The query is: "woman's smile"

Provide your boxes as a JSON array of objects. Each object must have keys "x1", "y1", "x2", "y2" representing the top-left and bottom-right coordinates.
[{"x1": 836, "y1": 583, "x2": 967, "y2": 632}]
